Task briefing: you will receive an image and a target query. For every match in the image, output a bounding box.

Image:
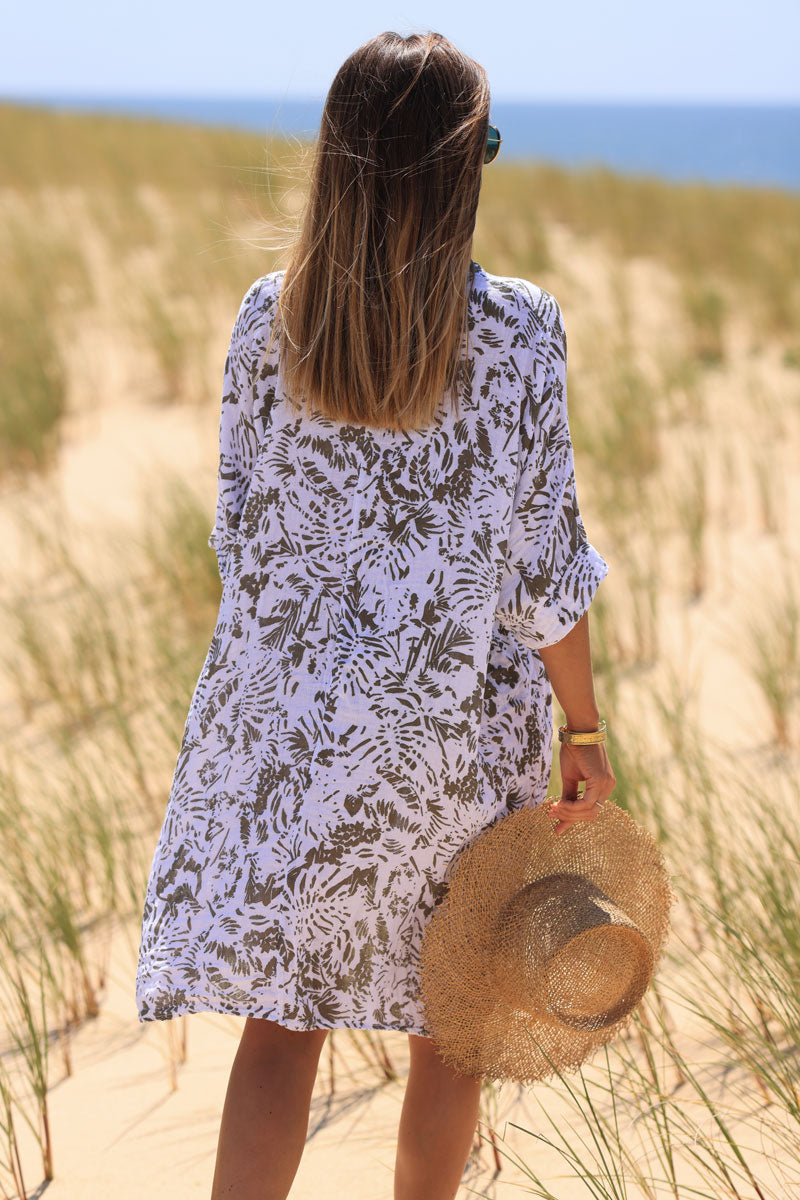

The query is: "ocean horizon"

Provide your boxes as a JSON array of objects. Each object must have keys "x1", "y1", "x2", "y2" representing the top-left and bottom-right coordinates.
[{"x1": 3, "y1": 93, "x2": 799, "y2": 191}]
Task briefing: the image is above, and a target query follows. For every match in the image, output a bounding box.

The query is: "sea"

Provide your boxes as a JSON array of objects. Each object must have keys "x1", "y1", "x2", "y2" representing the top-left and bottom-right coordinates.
[{"x1": 5, "y1": 93, "x2": 799, "y2": 191}]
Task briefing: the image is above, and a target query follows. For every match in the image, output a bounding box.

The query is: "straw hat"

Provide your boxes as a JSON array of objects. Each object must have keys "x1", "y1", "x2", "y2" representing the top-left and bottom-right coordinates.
[{"x1": 418, "y1": 797, "x2": 675, "y2": 1085}]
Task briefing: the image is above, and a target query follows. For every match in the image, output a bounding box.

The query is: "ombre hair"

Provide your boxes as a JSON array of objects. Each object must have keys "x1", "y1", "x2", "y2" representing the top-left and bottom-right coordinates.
[{"x1": 271, "y1": 31, "x2": 490, "y2": 432}]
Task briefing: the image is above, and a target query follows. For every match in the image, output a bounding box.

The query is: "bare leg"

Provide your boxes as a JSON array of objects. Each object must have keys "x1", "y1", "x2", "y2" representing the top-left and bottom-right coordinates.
[
  {"x1": 394, "y1": 1032, "x2": 483, "y2": 1200},
  {"x1": 210, "y1": 1016, "x2": 329, "y2": 1200}
]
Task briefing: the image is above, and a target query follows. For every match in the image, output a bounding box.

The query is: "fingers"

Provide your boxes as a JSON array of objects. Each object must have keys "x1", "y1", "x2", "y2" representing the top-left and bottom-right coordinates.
[{"x1": 548, "y1": 781, "x2": 607, "y2": 836}]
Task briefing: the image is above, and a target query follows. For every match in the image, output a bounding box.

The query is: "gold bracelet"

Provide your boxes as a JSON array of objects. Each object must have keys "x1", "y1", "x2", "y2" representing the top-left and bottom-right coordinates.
[{"x1": 557, "y1": 719, "x2": 607, "y2": 746}]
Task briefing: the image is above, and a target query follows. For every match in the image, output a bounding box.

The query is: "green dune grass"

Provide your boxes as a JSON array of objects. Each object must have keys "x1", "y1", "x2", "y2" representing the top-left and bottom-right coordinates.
[{"x1": 0, "y1": 100, "x2": 798, "y2": 1197}]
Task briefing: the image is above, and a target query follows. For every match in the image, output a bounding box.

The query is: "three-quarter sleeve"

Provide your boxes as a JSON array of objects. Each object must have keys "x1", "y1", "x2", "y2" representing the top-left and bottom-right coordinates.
[
  {"x1": 207, "y1": 278, "x2": 268, "y2": 584},
  {"x1": 494, "y1": 294, "x2": 609, "y2": 651}
]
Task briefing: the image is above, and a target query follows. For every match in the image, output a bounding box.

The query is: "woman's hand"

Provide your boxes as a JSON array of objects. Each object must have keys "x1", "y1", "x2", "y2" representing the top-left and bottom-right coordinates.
[{"x1": 549, "y1": 740, "x2": 616, "y2": 835}]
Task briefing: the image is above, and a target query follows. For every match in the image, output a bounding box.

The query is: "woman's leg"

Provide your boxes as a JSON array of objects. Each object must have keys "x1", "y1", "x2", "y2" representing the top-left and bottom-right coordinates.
[
  {"x1": 210, "y1": 1016, "x2": 329, "y2": 1200},
  {"x1": 394, "y1": 1032, "x2": 483, "y2": 1200}
]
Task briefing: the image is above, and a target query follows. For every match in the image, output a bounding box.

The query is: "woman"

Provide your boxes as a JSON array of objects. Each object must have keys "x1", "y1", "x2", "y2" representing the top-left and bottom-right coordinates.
[{"x1": 136, "y1": 29, "x2": 615, "y2": 1200}]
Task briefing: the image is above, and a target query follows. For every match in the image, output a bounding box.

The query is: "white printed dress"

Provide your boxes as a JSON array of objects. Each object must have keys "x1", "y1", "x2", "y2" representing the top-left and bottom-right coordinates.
[{"x1": 135, "y1": 260, "x2": 610, "y2": 1035}]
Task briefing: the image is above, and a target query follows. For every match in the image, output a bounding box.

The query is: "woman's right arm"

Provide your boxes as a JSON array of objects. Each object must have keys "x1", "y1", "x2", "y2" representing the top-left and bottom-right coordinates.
[
  {"x1": 537, "y1": 609, "x2": 600, "y2": 731},
  {"x1": 538, "y1": 610, "x2": 616, "y2": 835},
  {"x1": 493, "y1": 291, "x2": 614, "y2": 833}
]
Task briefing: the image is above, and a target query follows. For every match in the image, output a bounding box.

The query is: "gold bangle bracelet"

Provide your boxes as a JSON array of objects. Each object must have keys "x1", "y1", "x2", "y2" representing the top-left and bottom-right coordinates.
[{"x1": 557, "y1": 719, "x2": 607, "y2": 746}]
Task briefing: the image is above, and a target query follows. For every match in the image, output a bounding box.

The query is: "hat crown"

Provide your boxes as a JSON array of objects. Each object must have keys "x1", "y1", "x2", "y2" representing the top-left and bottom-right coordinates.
[
  {"x1": 504, "y1": 872, "x2": 634, "y2": 948},
  {"x1": 492, "y1": 872, "x2": 654, "y2": 1030}
]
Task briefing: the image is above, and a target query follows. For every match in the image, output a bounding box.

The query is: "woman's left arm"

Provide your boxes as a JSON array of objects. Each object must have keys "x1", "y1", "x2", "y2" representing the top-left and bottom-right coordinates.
[{"x1": 208, "y1": 279, "x2": 269, "y2": 583}]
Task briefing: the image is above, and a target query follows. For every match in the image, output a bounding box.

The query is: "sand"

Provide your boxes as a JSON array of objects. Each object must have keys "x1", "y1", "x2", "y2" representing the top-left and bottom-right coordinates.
[{"x1": 3, "y1": 204, "x2": 799, "y2": 1198}]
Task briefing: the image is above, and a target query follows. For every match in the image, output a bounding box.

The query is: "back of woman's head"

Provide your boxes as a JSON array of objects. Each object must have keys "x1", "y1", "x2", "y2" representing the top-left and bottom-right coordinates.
[{"x1": 277, "y1": 30, "x2": 490, "y2": 431}]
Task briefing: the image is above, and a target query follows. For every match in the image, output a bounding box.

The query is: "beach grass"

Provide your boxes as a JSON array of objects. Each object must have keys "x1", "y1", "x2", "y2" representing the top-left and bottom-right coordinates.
[
  {"x1": 0, "y1": 99, "x2": 798, "y2": 1194},
  {"x1": 740, "y1": 563, "x2": 800, "y2": 749}
]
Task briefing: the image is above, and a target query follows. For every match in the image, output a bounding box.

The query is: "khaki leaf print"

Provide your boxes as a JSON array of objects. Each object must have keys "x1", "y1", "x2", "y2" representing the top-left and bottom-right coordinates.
[{"x1": 136, "y1": 262, "x2": 609, "y2": 1035}]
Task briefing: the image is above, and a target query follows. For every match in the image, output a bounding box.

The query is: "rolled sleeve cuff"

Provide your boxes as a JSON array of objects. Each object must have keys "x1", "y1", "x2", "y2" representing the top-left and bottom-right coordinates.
[
  {"x1": 499, "y1": 540, "x2": 610, "y2": 652},
  {"x1": 208, "y1": 530, "x2": 233, "y2": 585}
]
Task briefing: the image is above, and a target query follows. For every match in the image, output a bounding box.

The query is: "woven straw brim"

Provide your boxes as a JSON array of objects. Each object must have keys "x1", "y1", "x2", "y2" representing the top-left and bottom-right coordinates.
[{"x1": 418, "y1": 798, "x2": 675, "y2": 1086}]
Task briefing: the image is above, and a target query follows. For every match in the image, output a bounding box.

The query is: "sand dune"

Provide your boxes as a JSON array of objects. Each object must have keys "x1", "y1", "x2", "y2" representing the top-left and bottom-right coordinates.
[{"x1": 2, "y1": 156, "x2": 799, "y2": 1198}]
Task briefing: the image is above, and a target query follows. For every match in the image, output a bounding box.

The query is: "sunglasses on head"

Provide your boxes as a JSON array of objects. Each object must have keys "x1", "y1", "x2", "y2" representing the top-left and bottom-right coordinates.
[{"x1": 484, "y1": 122, "x2": 502, "y2": 165}]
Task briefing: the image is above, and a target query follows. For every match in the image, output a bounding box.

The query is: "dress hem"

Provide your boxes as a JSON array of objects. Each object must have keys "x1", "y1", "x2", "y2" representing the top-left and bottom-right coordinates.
[{"x1": 137, "y1": 993, "x2": 431, "y2": 1038}]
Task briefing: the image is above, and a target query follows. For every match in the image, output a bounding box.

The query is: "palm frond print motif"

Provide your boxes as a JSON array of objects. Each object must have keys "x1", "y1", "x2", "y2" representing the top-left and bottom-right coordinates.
[{"x1": 135, "y1": 261, "x2": 610, "y2": 1034}]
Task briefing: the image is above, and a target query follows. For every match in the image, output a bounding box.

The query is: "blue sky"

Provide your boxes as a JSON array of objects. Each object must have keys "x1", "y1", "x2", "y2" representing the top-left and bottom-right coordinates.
[{"x1": 2, "y1": 0, "x2": 798, "y2": 104}]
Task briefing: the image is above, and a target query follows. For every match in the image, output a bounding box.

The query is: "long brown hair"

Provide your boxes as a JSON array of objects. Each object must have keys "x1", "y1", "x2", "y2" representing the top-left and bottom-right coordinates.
[{"x1": 271, "y1": 31, "x2": 490, "y2": 432}]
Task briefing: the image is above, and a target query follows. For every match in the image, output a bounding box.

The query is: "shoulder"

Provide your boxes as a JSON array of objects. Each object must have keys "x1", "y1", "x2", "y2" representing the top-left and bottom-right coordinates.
[
  {"x1": 231, "y1": 270, "x2": 286, "y2": 344},
  {"x1": 239, "y1": 269, "x2": 285, "y2": 317},
  {"x1": 472, "y1": 262, "x2": 563, "y2": 344}
]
